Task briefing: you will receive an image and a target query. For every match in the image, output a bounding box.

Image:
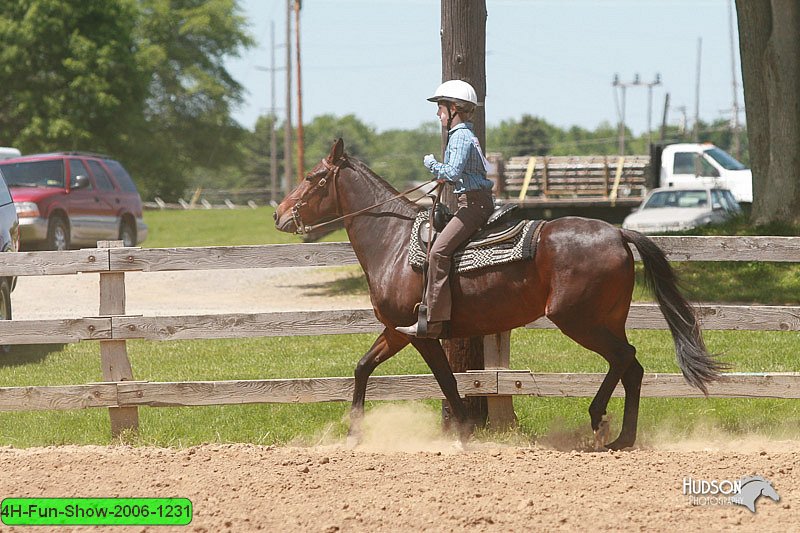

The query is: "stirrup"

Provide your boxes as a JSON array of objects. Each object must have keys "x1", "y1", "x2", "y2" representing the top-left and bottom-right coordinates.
[{"x1": 416, "y1": 303, "x2": 429, "y2": 337}]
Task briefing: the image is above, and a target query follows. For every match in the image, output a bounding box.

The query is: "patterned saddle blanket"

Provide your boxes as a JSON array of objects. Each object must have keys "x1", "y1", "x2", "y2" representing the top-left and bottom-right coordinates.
[{"x1": 408, "y1": 210, "x2": 545, "y2": 274}]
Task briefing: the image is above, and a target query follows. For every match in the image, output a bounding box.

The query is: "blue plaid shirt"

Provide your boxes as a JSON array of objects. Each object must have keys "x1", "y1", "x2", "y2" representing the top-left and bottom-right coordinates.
[{"x1": 427, "y1": 122, "x2": 493, "y2": 194}]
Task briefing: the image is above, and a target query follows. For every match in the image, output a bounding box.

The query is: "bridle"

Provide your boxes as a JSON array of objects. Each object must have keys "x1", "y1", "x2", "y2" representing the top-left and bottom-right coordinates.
[
  {"x1": 289, "y1": 155, "x2": 433, "y2": 235},
  {"x1": 290, "y1": 156, "x2": 346, "y2": 235}
]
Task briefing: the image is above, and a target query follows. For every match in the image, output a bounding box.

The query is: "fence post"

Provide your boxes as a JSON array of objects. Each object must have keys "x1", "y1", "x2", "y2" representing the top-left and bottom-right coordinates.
[
  {"x1": 483, "y1": 331, "x2": 516, "y2": 430},
  {"x1": 97, "y1": 240, "x2": 139, "y2": 438}
]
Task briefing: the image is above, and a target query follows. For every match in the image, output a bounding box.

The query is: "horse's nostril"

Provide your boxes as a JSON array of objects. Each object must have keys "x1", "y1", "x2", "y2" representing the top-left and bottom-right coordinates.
[{"x1": 273, "y1": 211, "x2": 277, "y2": 221}]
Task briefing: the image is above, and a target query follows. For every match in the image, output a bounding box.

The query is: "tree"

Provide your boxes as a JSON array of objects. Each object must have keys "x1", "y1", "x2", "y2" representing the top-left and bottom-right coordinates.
[
  {"x1": 489, "y1": 115, "x2": 556, "y2": 157},
  {"x1": 0, "y1": 0, "x2": 253, "y2": 201},
  {"x1": 0, "y1": 0, "x2": 146, "y2": 152},
  {"x1": 370, "y1": 124, "x2": 439, "y2": 188},
  {"x1": 302, "y1": 114, "x2": 375, "y2": 170},
  {"x1": 127, "y1": 0, "x2": 253, "y2": 200},
  {"x1": 736, "y1": 1, "x2": 800, "y2": 223}
]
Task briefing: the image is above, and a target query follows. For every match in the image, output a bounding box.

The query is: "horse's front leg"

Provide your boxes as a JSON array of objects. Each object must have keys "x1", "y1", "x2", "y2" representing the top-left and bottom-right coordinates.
[
  {"x1": 409, "y1": 337, "x2": 471, "y2": 444},
  {"x1": 347, "y1": 328, "x2": 409, "y2": 447}
]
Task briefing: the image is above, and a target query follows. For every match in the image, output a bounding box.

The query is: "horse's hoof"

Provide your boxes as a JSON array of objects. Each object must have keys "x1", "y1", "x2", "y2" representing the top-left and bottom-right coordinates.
[
  {"x1": 345, "y1": 434, "x2": 360, "y2": 449},
  {"x1": 604, "y1": 437, "x2": 635, "y2": 451},
  {"x1": 451, "y1": 440, "x2": 466, "y2": 452},
  {"x1": 592, "y1": 414, "x2": 611, "y2": 450}
]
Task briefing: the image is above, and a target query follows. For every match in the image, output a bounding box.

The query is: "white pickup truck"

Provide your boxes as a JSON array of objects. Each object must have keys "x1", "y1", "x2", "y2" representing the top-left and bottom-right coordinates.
[{"x1": 653, "y1": 143, "x2": 752, "y2": 203}]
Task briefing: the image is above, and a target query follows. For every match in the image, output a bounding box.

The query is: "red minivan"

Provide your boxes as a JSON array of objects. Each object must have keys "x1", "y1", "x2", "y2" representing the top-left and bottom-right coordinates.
[{"x1": 0, "y1": 152, "x2": 148, "y2": 250}]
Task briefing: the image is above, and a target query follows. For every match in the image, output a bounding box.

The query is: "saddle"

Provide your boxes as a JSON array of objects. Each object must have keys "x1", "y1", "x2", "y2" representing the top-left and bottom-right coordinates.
[{"x1": 408, "y1": 204, "x2": 545, "y2": 274}]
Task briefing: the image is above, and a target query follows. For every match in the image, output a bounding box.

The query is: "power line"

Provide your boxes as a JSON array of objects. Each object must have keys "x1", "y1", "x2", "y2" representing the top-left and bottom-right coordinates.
[{"x1": 612, "y1": 73, "x2": 661, "y2": 154}]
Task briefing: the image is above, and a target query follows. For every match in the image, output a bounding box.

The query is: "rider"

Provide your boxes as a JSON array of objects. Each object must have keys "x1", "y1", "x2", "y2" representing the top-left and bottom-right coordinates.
[{"x1": 396, "y1": 80, "x2": 494, "y2": 338}]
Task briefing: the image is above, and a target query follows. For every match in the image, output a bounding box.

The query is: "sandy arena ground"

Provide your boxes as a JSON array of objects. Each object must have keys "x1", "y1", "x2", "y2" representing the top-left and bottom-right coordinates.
[
  {"x1": 0, "y1": 431, "x2": 797, "y2": 532},
  {"x1": 3, "y1": 269, "x2": 799, "y2": 532}
]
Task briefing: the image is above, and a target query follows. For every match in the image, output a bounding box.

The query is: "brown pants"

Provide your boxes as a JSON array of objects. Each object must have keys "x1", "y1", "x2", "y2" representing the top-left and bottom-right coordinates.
[{"x1": 426, "y1": 189, "x2": 493, "y2": 322}]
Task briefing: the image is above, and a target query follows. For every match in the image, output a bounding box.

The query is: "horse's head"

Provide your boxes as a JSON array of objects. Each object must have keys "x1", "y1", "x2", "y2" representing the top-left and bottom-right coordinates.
[{"x1": 274, "y1": 139, "x2": 346, "y2": 234}]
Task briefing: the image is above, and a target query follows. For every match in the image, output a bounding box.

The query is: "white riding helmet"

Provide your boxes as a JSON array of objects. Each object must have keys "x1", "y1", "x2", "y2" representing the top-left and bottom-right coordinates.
[{"x1": 427, "y1": 79, "x2": 480, "y2": 107}]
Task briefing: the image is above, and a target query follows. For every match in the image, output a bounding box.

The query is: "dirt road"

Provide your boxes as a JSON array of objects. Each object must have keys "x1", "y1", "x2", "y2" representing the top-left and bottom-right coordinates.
[{"x1": 10, "y1": 267, "x2": 371, "y2": 320}]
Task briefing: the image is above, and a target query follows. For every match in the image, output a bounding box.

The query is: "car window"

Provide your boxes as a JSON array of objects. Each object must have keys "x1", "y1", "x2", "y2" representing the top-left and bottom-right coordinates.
[
  {"x1": 699, "y1": 156, "x2": 719, "y2": 177},
  {"x1": 87, "y1": 160, "x2": 115, "y2": 190},
  {"x1": 0, "y1": 160, "x2": 65, "y2": 188},
  {"x1": 672, "y1": 152, "x2": 696, "y2": 174},
  {"x1": 103, "y1": 159, "x2": 139, "y2": 193},
  {"x1": 644, "y1": 190, "x2": 707, "y2": 209},
  {"x1": 69, "y1": 159, "x2": 93, "y2": 190},
  {"x1": 712, "y1": 189, "x2": 742, "y2": 213},
  {"x1": 0, "y1": 170, "x2": 13, "y2": 206}
]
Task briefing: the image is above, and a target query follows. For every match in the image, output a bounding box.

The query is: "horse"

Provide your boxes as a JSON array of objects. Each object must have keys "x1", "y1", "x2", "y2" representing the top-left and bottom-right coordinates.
[
  {"x1": 274, "y1": 139, "x2": 725, "y2": 450},
  {"x1": 731, "y1": 476, "x2": 781, "y2": 512}
]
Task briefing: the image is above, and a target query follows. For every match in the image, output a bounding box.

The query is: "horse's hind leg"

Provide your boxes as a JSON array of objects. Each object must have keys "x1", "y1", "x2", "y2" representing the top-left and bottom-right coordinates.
[
  {"x1": 550, "y1": 318, "x2": 640, "y2": 449},
  {"x1": 409, "y1": 337, "x2": 471, "y2": 442},
  {"x1": 607, "y1": 357, "x2": 644, "y2": 450},
  {"x1": 348, "y1": 328, "x2": 409, "y2": 446}
]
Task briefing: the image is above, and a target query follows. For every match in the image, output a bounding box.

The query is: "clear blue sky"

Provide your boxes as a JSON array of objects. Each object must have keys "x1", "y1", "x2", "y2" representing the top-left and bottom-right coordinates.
[{"x1": 226, "y1": 0, "x2": 743, "y2": 139}]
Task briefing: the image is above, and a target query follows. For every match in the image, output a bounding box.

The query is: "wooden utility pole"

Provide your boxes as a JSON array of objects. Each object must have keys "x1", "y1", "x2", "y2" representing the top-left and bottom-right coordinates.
[
  {"x1": 294, "y1": 0, "x2": 305, "y2": 181},
  {"x1": 270, "y1": 21, "x2": 279, "y2": 202},
  {"x1": 693, "y1": 37, "x2": 702, "y2": 141},
  {"x1": 283, "y1": 0, "x2": 293, "y2": 195},
  {"x1": 439, "y1": 0, "x2": 508, "y2": 431},
  {"x1": 440, "y1": 2, "x2": 486, "y2": 146}
]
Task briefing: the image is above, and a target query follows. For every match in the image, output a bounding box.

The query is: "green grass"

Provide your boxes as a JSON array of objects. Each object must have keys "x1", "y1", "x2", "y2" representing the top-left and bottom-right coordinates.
[
  {"x1": 2, "y1": 328, "x2": 799, "y2": 447},
  {"x1": 1, "y1": 208, "x2": 798, "y2": 447},
  {"x1": 142, "y1": 206, "x2": 349, "y2": 248}
]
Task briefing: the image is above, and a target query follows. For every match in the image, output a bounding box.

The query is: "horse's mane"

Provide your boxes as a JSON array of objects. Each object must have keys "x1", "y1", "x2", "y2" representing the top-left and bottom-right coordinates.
[{"x1": 345, "y1": 154, "x2": 420, "y2": 215}]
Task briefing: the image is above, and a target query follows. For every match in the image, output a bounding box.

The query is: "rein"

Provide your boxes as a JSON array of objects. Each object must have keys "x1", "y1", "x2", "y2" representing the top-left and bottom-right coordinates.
[{"x1": 291, "y1": 157, "x2": 434, "y2": 235}]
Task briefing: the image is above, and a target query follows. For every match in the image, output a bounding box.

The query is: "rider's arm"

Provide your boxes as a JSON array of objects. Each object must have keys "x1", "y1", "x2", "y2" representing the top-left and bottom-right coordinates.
[{"x1": 427, "y1": 130, "x2": 471, "y2": 182}]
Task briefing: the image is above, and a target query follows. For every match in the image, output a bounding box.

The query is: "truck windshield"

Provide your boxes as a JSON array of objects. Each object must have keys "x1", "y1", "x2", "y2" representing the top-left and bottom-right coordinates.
[
  {"x1": 704, "y1": 147, "x2": 746, "y2": 171},
  {"x1": 0, "y1": 160, "x2": 65, "y2": 188}
]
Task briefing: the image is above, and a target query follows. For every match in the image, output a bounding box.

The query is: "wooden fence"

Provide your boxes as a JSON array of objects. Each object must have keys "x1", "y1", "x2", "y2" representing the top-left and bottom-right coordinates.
[{"x1": 1, "y1": 236, "x2": 800, "y2": 437}]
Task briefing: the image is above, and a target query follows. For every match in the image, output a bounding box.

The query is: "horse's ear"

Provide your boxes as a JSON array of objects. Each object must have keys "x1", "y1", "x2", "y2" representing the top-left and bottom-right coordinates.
[{"x1": 328, "y1": 138, "x2": 344, "y2": 162}]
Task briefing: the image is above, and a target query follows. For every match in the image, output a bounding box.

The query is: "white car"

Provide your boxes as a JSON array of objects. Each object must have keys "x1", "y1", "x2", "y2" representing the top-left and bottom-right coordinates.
[{"x1": 622, "y1": 186, "x2": 742, "y2": 234}]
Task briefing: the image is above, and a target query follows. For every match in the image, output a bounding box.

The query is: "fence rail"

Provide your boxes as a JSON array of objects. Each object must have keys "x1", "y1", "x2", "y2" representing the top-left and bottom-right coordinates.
[{"x1": 1, "y1": 236, "x2": 799, "y2": 437}]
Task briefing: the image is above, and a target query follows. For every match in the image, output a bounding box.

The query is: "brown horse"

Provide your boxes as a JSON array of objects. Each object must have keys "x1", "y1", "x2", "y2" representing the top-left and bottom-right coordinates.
[{"x1": 274, "y1": 139, "x2": 724, "y2": 450}]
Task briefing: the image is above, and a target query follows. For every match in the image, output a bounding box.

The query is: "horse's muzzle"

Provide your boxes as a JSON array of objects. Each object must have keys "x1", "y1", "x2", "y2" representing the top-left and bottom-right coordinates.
[{"x1": 274, "y1": 209, "x2": 298, "y2": 233}]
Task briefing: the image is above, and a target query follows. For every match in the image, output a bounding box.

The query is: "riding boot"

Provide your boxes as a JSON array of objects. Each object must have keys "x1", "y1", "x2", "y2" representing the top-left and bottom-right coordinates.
[{"x1": 395, "y1": 320, "x2": 444, "y2": 339}]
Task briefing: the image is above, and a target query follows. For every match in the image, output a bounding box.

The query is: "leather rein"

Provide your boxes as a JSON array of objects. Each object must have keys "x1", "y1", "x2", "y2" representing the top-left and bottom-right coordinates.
[{"x1": 290, "y1": 156, "x2": 433, "y2": 235}]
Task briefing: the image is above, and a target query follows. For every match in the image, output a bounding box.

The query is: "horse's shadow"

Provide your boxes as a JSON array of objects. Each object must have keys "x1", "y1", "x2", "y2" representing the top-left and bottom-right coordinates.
[
  {"x1": 296, "y1": 272, "x2": 368, "y2": 297},
  {"x1": 0, "y1": 344, "x2": 67, "y2": 367}
]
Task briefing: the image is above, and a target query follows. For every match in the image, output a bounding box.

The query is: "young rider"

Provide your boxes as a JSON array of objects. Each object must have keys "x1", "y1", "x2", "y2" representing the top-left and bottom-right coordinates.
[{"x1": 396, "y1": 80, "x2": 494, "y2": 338}]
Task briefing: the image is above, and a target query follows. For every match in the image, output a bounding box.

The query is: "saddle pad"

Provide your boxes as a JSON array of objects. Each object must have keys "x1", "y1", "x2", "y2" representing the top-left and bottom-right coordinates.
[{"x1": 408, "y1": 210, "x2": 545, "y2": 274}]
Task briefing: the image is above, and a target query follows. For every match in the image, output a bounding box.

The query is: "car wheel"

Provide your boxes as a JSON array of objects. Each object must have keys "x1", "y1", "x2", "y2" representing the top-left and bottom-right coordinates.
[
  {"x1": 47, "y1": 216, "x2": 70, "y2": 251},
  {"x1": 119, "y1": 220, "x2": 136, "y2": 247},
  {"x1": 0, "y1": 278, "x2": 11, "y2": 353}
]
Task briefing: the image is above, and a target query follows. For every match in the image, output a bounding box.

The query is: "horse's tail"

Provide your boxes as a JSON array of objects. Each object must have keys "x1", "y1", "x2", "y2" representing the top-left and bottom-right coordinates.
[{"x1": 621, "y1": 228, "x2": 727, "y2": 395}]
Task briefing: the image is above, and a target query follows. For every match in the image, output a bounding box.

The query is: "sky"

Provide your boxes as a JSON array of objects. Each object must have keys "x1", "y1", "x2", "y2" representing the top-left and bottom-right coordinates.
[{"x1": 226, "y1": 0, "x2": 744, "y2": 139}]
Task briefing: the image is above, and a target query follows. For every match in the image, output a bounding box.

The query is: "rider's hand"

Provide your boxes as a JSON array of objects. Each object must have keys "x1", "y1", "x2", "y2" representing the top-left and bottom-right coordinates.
[{"x1": 423, "y1": 154, "x2": 437, "y2": 170}]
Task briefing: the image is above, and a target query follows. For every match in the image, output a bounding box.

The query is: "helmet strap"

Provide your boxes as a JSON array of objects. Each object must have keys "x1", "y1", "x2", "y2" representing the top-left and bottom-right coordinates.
[{"x1": 445, "y1": 103, "x2": 456, "y2": 131}]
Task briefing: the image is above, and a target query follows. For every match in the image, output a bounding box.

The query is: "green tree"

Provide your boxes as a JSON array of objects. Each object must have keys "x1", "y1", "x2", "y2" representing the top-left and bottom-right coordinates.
[
  {"x1": 487, "y1": 115, "x2": 556, "y2": 157},
  {"x1": 370, "y1": 124, "x2": 440, "y2": 188},
  {"x1": 302, "y1": 114, "x2": 375, "y2": 170},
  {"x1": 127, "y1": 0, "x2": 253, "y2": 200},
  {"x1": 0, "y1": 0, "x2": 253, "y2": 201},
  {"x1": 0, "y1": 0, "x2": 146, "y2": 152},
  {"x1": 236, "y1": 114, "x2": 285, "y2": 193}
]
